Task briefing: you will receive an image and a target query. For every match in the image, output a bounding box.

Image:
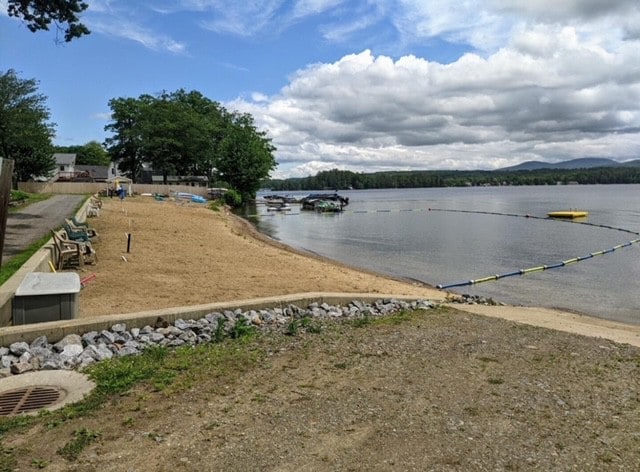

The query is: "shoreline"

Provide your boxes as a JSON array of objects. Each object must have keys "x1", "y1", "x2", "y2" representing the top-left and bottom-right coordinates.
[
  {"x1": 230, "y1": 210, "x2": 441, "y2": 293},
  {"x1": 76, "y1": 196, "x2": 640, "y2": 347},
  {"x1": 234, "y1": 208, "x2": 640, "y2": 347}
]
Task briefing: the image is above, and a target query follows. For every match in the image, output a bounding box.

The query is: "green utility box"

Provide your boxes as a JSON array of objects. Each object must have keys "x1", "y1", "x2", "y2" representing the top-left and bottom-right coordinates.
[{"x1": 12, "y1": 272, "x2": 80, "y2": 325}]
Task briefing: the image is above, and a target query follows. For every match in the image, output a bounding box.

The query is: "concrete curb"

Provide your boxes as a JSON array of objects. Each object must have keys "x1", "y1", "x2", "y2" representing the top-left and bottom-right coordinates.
[{"x1": 0, "y1": 292, "x2": 438, "y2": 346}]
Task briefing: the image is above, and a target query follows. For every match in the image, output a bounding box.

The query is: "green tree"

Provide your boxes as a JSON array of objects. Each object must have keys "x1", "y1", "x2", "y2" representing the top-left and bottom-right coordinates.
[
  {"x1": 7, "y1": 0, "x2": 89, "y2": 42},
  {"x1": 104, "y1": 90, "x2": 277, "y2": 196},
  {"x1": 0, "y1": 69, "x2": 55, "y2": 184},
  {"x1": 55, "y1": 141, "x2": 110, "y2": 165},
  {"x1": 216, "y1": 113, "x2": 277, "y2": 200},
  {"x1": 169, "y1": 89, "x2": 228, "y2": 183},
  {"x1": 104, "y1": 96, "x2": 150, "y2": 182}
]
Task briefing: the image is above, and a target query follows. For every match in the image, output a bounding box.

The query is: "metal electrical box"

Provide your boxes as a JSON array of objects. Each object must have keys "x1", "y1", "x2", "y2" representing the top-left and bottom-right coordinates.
[{"x1": 12, "y1": 272, "x2": 80, "y2": 325}]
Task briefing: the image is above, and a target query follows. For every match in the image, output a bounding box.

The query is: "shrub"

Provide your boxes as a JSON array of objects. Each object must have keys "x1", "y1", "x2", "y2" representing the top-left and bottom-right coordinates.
[
  {"x1": 222, "y1": 188, "x2": 242, "y2": 207},
  {"x1": 10, "y1": 190, "x2": 29, "y2": 202}
]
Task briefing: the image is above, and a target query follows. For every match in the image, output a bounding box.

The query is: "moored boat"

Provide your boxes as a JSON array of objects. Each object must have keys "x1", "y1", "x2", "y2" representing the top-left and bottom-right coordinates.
[
  {"x1": 266, "y1": 203, "x2": 292, "y2": 211},
  {"x1": 300, "y1": 193, "x2": 349, "y2": 211},
  {"x1": 314, "y1": 200, "x2": 343, "y2": 213}
]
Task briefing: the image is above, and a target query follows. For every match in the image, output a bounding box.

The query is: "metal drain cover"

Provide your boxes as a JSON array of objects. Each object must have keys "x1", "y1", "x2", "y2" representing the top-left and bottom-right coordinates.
[
  {"x1": 0, "y1": 370, "x2": 95, "y2": 416},
  {"x1": 0, "y1": 386, "x2": 65, "y2": 416}
]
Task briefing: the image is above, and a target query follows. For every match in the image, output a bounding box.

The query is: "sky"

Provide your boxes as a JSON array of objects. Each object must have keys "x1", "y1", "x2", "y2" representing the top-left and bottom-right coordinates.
[{"x1": 1, "y1": 1, "x2": 639, "y2": 179}]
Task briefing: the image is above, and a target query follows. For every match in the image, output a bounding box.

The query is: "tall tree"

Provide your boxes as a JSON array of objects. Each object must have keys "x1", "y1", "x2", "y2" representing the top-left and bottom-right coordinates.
[
  {"x1": 55, "y1": 141, "x2": 110, "y2": 165},
  {"x1": 7, "y1": 0, "x2": 90, "y2": 42},
  {"x1": 169, "y1": 89, "x2": 227, "y2": 183},
  {"x1": 0, "y1": 69, "x2": 56, "y2": 184},
  {"x1": 104, "y1": 96, "x2": 150, "y2": 182},
  {"x1": 216, "y1": 113, "x2": 277, "y2": 200}
]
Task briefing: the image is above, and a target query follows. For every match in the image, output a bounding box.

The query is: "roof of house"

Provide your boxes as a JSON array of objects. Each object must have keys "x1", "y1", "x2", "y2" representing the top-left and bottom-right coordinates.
[
  {"x1": 53, "y1": 153, "x2": 76, "y2": 165},
  {"x1": 75, "y1": 165, "x2": 109, "y2": 180}
]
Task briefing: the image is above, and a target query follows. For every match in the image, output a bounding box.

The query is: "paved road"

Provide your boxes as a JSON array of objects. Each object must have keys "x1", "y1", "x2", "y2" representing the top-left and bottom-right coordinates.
[{"x1": 1, "y1": 195, "x2": 86, "y2": 266}]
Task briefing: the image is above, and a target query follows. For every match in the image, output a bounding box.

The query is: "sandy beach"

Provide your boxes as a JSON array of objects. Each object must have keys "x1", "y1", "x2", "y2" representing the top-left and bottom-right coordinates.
[
  {"x1": 78, "y1": 196, "x2": 445, "y2": 317},
  {"x1": 78, "y1": 195, "x2": 640, "y2": 347}
]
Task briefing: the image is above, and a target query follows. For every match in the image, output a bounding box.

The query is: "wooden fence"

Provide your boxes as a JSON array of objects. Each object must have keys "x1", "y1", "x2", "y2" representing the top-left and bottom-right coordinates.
[
  {"x1": 17, "y1": 181, "x2": 209, "y2": 197},
  {"x1": 0, "y1": 158, "x2": 14, "y2": 267}
]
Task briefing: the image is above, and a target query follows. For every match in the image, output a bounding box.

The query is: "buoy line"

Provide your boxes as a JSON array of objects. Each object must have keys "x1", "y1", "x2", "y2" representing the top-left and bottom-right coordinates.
[
  {"x1": 427, "y1": 208, "x2": 640, "y2": 289},
  {"x1": 246, "y1": 206, "x2": 640, "y2": 290}
]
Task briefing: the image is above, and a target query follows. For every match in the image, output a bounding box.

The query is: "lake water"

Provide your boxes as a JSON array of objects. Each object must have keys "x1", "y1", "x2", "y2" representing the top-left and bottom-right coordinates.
[{"x1": 244, "y1": 185, "x2": 640, "y2": 325}]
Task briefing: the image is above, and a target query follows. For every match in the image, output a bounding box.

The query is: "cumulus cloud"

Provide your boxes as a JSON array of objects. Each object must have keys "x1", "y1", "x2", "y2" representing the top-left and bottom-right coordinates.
[{"x1": 232, "y1": 21, "x2": 640, "y2": 176}]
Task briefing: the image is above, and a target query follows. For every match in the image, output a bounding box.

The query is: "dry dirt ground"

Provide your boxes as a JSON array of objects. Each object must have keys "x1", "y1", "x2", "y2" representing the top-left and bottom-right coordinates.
[
  {"x1": 78, "y1": 196, "x2": 445, "y2": 317},
  {"x1": 3, "y1": 196, "x2": 640, "y2": 471}
]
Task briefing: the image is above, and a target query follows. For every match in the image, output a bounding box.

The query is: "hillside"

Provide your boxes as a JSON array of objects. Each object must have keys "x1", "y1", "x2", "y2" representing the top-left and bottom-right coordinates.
[{"x1": 500, "y1": 157, "x2": 640, "y2": 171}]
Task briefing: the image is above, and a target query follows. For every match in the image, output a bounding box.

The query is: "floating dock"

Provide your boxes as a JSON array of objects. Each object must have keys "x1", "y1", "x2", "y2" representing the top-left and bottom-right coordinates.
[{"x1": 547, "y1": 210, "x2": 588, "y2": 219}]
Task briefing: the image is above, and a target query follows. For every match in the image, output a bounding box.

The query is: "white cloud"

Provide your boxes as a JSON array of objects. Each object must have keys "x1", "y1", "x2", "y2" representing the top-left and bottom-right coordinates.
[
  {"x1": 89, "y1": 19, "x2": 187, "y2": 54},
  {"x1": 91, "y1": 112, "x2": 112, "y2": 121},
  {"x1": 198, "y1": 0, "x2": 287, "y2": 36},
  {"x1": 292, "y1": 0, "x2": 346, "y2": 19},
  {"x1": 231, "y1": 17, "x2": 640, "y2": 177}
]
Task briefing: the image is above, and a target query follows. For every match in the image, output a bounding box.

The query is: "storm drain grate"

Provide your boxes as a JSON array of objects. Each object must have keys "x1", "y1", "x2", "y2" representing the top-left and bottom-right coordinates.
[{"x1": 0, "y1": 386, "x2": 64, "y2": 416}]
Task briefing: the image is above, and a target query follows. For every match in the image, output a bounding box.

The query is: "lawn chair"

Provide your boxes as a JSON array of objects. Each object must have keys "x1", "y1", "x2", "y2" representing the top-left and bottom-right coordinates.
[
  {"x1": 65, "y1": 218, "x2": 99, "y2": 239},
  {"x1": 87, "y1": 194, "x2": 102, "y2": 217},
  {"x1": 87, "y1": 205, "x2": 100, "y2": 217},
  {"x1": 51, "y1": 230, "x2": 97, "y2": 269},
  {"x1": 62, "y1": 222, "x2": 93, "y2": 242},
  {"x1": 71, "y1": 216, "x2": 88, "y2": 227},
  {"x1": 90, "y1": 194, "x2": 103, "y2": 208}
]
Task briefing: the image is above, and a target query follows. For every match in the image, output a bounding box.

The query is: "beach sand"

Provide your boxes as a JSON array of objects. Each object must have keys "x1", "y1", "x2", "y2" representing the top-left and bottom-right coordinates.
[{"x1": 78, "y1": 196, "x2": 445, "y2": 317}]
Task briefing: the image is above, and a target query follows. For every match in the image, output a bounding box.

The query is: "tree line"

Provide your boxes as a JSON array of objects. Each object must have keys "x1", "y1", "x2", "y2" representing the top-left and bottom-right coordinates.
[{"x1": 265, "y1": 166, "x2": 640, "y2": 191}]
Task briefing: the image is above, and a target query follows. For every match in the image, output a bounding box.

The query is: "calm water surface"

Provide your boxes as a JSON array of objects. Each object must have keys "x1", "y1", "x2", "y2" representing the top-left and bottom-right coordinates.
[{"x1": 246, "y1": 185, "x2": 640, "y2": 325}]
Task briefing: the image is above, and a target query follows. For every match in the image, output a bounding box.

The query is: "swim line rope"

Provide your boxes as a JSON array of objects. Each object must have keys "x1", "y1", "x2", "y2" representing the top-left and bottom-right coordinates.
[
  {"x1": 251, "y1": 206, "x2": 640, "y2": 289},
  {"x1": 425, "y1": 209, "x2": 640, "y2": 289}
]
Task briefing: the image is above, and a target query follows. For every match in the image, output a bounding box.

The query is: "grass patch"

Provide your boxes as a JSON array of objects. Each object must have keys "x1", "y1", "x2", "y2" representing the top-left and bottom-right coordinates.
[
  {"x1": 0, "y1": 337, "x2": 265, "y2": 440},
  {"x1": 285, "y1": 316, "x2": 323, "y2": 336},
  {"x1": 350, "y1": 313, "x2": 372, "y2": 327},
  {"x1": 228, "y1": 317, "x2": 256, "y2": 339},
  {"x1": 349, "y1": 308, "x2": 431, "y2": 328},
  {"x1": 0, "y1": 233, "x2": 53, "y2": 285},
  {"x1": 57, "y1": 428, "x2": 101, "y2": 461},
  {"x1": 0, "y1": 445, "x2": 17, "y2": 472},
  {"x1": 7, "y1": 191, "x2": 49, "y2": 213},
  {"x1": 368, "y1": 309, "x2": 415, "y2": 326}
]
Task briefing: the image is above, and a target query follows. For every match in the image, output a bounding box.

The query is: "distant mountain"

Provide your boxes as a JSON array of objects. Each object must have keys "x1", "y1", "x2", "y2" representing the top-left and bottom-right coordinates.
[
  {"x1": 618, "y1": 159, "x2": 640, "y2": 167},
  {"x1": 499, "y1": 157, "x2": 638, "y2": 171}
]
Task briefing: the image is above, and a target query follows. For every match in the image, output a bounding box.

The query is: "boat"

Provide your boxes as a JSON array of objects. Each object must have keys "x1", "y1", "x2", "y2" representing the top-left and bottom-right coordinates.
[
  {"x1": 314, "y1": 200, "x2": 343, "y2": 213},
  {"x1": 266, "y1": 203, "x2": 292, "y2": 211},
  {"x1": 262, "y1": 194, "x2": 301, "y2": 204},
  {"x1": 547, "y1": 210, "x2": 589, "y2": 219},
  {"x1": 300, "y1": 193, "x2": 349, "y2": 211},
  {"x1": 176, "y1": 192, "x2": 207, "y2": 203}
]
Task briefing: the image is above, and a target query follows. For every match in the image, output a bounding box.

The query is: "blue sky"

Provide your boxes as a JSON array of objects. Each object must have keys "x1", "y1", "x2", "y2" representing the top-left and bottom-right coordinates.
[{"x1": 1, "y1": 1, "x2": 639, "y2": 178}]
